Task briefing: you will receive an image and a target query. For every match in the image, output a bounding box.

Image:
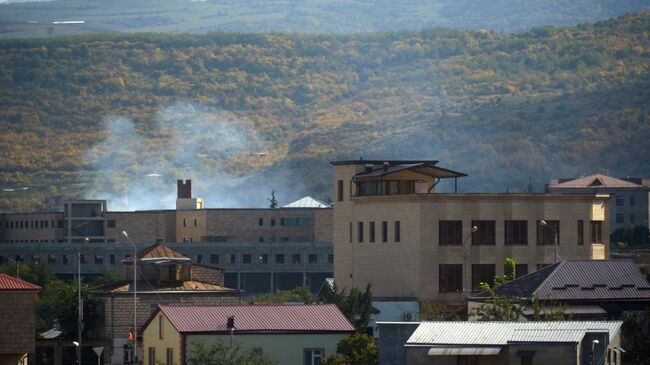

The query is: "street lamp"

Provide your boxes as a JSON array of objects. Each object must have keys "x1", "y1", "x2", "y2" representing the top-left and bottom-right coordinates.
[
  {"x1": 463, "y1": 225, "x2": 478, "y2": 295},
  {"x1": 591, "y1": 339, "x2": 600, "y2": 365},
  {"x1": 77, "y1": 237, "x2": 90, "y2": 365},
  {"x1": 121, "y1": 231, "x2": 138, "y2": 365},
  {"x1": 539, "y1": 220, "x2": 559, "y2": 264}
]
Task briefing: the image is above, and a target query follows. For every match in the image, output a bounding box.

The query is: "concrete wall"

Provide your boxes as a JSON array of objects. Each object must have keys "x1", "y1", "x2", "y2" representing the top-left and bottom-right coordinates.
[
  {"x1": 142, "y1": 312, "x2": 182, "y2": 365},
  {"x1": 0, "y1": 289, "x2": 38, "y2": 355}
]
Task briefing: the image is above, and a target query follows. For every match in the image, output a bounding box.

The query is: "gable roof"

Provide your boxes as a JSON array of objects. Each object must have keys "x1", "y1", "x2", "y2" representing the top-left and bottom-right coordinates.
[
  {"x1": 155, "y1": 304, "x2": 355, "y2": 334},
  {"x1": 550, "y1": 174, "x2": 645, "y2": 189},
  {"x1": 137, "y1": 243, "x2": 190, "y2": 262},
  {"x1": 0, "y1": 273, "x2": 41, "y2": 290},
  {"x1": 282, "y1": 196, "x2": 330, "y2": 208},
  {"x1": 472, "y1": 260, "x2": 650, "y2": 301},
  {"x1": 406, "y1": 321, "x2": 622, "y2": 346}
]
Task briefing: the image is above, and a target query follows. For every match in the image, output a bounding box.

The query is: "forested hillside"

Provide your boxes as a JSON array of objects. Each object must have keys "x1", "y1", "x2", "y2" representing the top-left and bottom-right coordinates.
[{"x1": 0, "y1": 13, "x2": 649, "y2": 211}]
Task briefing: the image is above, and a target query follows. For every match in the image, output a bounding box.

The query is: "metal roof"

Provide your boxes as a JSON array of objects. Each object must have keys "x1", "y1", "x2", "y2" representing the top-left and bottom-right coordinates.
[
  {"x1": 549, "y1": 174, "x2": 645, "y2": 189},
  {"x1": 282, "y1": 196, "x2": 330, "y2": 208},
  {"x1": 0, "y1": 273, "x2": 41, "y2": 290},
  {"x1": 94, "y1": 280, "x2": 237, "y2": 293},
  {"x1": 330, "y1": 160, "x2": 439, "y2": 166},
  {"x1": 521, "y1": 305, "x2": 607, "y2": 316},
  {"x1": 509, "y1": 329, "x2": 587, "y2": 343},
  {"x1": 353, "y1": 163, "x2": 467, "y2": 180},
  {"x1": 427, "y1": 347, "x2": 502, "y2": 356},
  {"x1": 137, "y1": 243, "x2": 189, "y2": 261},
  {"x1": 406, "y1": 321, "x2": 622, "y2": 346},
  {"x1": 159, "y1": 304, "x2": 356, "y2": 334}
]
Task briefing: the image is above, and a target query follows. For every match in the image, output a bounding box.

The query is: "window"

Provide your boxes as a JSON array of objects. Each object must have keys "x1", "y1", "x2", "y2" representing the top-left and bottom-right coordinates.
[
  {"x1": 505, "y1": 220, "x2": 527, "y2": 245},
  {"x1": 281, "y1": 218, "x2": 311, "y2": 226},
  {"x1": 62, "y1": 255, "x2": 69, "y2": 265},
  {"x1": 616, "y1": 214, "x2": 624, "y2": 224},
  {"x1": 520, "y1": 353, "x2": 533, "y2": 365},
  {"x1": 357, "y1": 222, "x2": 364, "y2": 243},
  {"x1": 107, "y1": 220, "x2": 116, "y2": 228},
  {"x1": 472, "y1": 220, "x2": 495, "y2": 245},
  {"x1": 292, "y1": 254, "x2": 301, "y2": 264},
  {"x1": 457, "y1": 356, "x2": 480, "y2": 365},
  {"x1": 271, "y1": 219, "x2": 276, "y2": 226},
  {"x1": 304, "y1": 349, "x2": 324, "y2": 365},
  {"x1": 630, "y1": 196, "x2": 635, "y2": 206},
  {"x1": 194, "y1": 218, "x2": 197, "y2": 227},
  {"x1": 159, "y1": 315, "x2": 164, "y2": 339},
  {"x1": 337, "y1": 180, "x2": 344, "y2": 201},
  {"x1": 261, "y1": 254, "x2": 268, "y2": 264},
  {"x1": 196, "y1": 254, "x2": 203, "y2": 264},
  {"x1": 79, "y1": 254, "x2": 86, "y2": 264},
  {"x1": 349, "y1": 222, "x2": 352, "y2": 243},
  {"x1": 210, "y1": 254, "x2": 219, "y2": 264},
  {"x1": 308, "y1": 254, "x2": 318, "y2": 264},
  {"x1": 148, "y1": 348, "x2": 156, "y2": 365},
  {"x1": 630, "y1": 213, "x2": 636, "y2": 224},
  {"x1": 382, "y1": 221, "x2": 388, "y2": 242},
  {"x1": 230, "y1": 254, "x2": 236, "y2": 264},
  {"x1": 439, "y1": 264, "x2": 462, "y2": 293},
  {"x1": 280, "y1": 237, "x2": 290, "y2": 242},
  {"x1": 47, "y1": 254, "x2": 56, "y2": 265},
  {"x1": 275, "y1": 254, "x2": 285, "y2": 264},
  {"x1": 166, "y1": 349, "x2": 173, "y2": 365},
  {"x1": 259, "y1": 236, "x2": 264, "y2": 243},
  {"x1": 183, "y1": 219, "x2": 186, "y2": 227},
  {"x1": 394, "y1": 221, "x2": 401, "y2": 242},
  {"x1": 259, "y1": 218, "x2": 263, "y2": 226},
  {"x1": 243, "y1": 254, "x2": 252, "y2": 264},
  {"x1": 591, "y1": 221, "x2": 603, "y2": 243},
  {"x1": 439, "y1": 220, "x2": 462, "y2": 245},
  {"x1": 57, "y1": 220, "x2": 64, "y2": 228},
  {"x1": 472, "y1": 264, "x2": 495, "y2": 290},
  {"x1": 616, "y1": 197, "x2": 624, "y2": 206},
  {"x1": 515, "y1": 264, "x2": 528, "y2": 278},
  {"x1": 536, "y1": 220, "x2": 559, "y2": 246},
  {"x1": 369, "y1": 221, "x2": 376, "y2": 242},
  {"x1": 327, "y1": 254, "x2": 334, "y2": 264},
  {"x1": 577, "y1": 220, "x2": 584, "y2": 245},
  {"x1": 94, "y1": 255, "x2": 103, "y2": 264},
  {"x1": 110, "y1": 255, "x2": 116, "y2": 264}
]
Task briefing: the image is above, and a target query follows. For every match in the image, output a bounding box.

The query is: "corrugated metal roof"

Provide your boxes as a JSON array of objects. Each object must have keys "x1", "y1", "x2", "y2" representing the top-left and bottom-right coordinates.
[
  {"x1": 406, "y1": 321, "x2": 622, "y2": 346},
  {"x1": 160, "y1": 304, "x2": 356, "y2": 333},
  {"x1": 521, "y1": 305, "x2": 607, "y2": 316},
  {"x1": 0, "y1": 273, "x2": 41, "y2": 290},
  {"x1": 509, "y1": 329, "x2": 586, "y2": 343},
  {"x1": 428, "y1": 347, "x2": 502, "y2": 356},
  {"x1": 282, "y1": 196, "x2": 330, "y2": 208}
]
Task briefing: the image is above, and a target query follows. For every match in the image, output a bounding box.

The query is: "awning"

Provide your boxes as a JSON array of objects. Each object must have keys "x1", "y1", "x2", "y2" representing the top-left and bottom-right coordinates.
[{"x1": 427, "y1": 347, "x2": 503, "y2": 356}]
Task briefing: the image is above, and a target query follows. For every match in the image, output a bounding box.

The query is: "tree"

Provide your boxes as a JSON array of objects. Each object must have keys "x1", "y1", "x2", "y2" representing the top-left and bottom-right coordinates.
[
  {"x1": 268, "y1": 190, "x2": 278, "y2": 208},
  {"x1": 318, "y1": 283, "x2": 373, "y2": 332},
  {"x1": 38, "y1": 280, "x2": 98, "y2": 339},
  {"x1": 493, "y1": 258, "x2": 517, "y2": 286},
  {"x1": 188, "y1": 339, "x2": 278, "y2": 365},
  {"x1": 621, "y1": 310, "x2": 650, "y2": 365},
  {"x1": 247, "y1": 285, "x2": 313, "y2": 304},
  {"x1": 322, "y1": 333, "x2": 378, "y2": 365}
]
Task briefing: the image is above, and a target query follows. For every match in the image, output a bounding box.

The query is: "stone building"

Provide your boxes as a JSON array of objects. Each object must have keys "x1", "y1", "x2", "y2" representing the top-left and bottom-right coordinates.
[{"x1": 0, "y1": 274, "x2": 40, "y2": 365}]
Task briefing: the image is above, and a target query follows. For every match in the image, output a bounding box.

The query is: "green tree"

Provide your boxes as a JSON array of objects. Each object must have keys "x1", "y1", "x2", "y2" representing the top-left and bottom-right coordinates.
[
  {"x1": 247, "y1": 285, "x2": 313, "y2": 304},
  {"x1": 493, "y1": 258, "x2": 517, "y2": 287},
  {"x1": 318, "y1": 283, "x2": 373, "y2": 331},
  {"x1": 188, "y1": 339, "x2": 278, "y2": 365},
  {"x1": 38, "y1": 280, "x2": 98, "y2": 339},
  {"x1": 621, "y1": 310, "x2": 650, "y2": 365},
  {"x1": 268, "y1": 190, "x2": 278, "y2": 209},
  {"x1": 322, "y1": 333, "x2": 378, "y2": 365}
]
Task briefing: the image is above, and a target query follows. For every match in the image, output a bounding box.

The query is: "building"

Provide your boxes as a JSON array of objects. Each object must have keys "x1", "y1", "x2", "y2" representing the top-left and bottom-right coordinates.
[
  {"x1": 377, "y1": 322, "x2": 421, "y2": 365},
  {"x1": 0, "y1": 274, "x2": 41, "y2": 365},
  {"x1": 90, "y1": 243, "x2": 241, "y2": 365},
  {"x1": 140, "y1": 304, "x2": 355, "y2": 365},
  {"x1": 404, "y1": 321, "x2": 623, "y2": 365},
  {"x1": 332, "y1": 159, "x2": 610, "y2": 305},
  {"x1": 0, "y1": 180, "x2": 333, "y2": 294},
  {"x1": 547, "y1": 174, "x2": 650, "y2": 232},
  {"x1": 468, "y1": 259, "x2": 650, "y2": 319}
]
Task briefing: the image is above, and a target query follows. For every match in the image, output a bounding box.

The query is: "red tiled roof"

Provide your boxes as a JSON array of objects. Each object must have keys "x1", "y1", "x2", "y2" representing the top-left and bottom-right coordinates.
[
  {"x1": 0, "y1": 273, "x2": 41, "y2": 290},
  {"x1": 159, "y1": 304, "x2": 355, "y2": 333}
]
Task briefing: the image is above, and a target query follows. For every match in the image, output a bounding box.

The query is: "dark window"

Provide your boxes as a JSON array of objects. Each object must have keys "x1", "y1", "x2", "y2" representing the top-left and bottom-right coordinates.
[
  {"x1": 591, "y1": 221, "x2": 603, "y2": 243},
  {"x1": 382, "y1": 221, "x2": 388, "y2": 242},
  {"x1": 505, "y1": 220, "x2": 527, "y2": 245},
  {"x1": 110, "y1": 255, "x2": 116, "y2": 264},
  {"x1": 630, "y1": 196, "x2": 636, "y2": 206},
  {"x1": 308, "y1": 254, "x2": 318, "y2": 264},
  {"x1": 107, "y1": 220, "x2": 116, "y2": 228},
  {"x1": 439, "y1": 264, "x2": 463, "y2": 293},
  {"x1": 337, "y1": 180, "x2": 344, "y2": 201},
  {"x1": 166, "y1": 349, "x2": 173, "y2": 365},
  {"x1": 62, "y1": 255, "x2": 69, "y2": 265},
  {"x1": 44, "y1": 220, "x2": 49, "y2": 228},
  {"x1": 327, "y1": 254, "x2": 334, "y2": 264},
  {"x1": 183, "y1": 219, "x2": 186, "y2": 227},
  {"x1": 281, "y1": 218, "x2": 311, "y2": 226},
  {"x1": 472, "y1": 220, "x2": 495, "y2": 245},
  {"x1": 259, "y1": 218, "x2": 263, "y2": 226},
  {"x1": 515, "y1": 264, "x2": 528, "y2": 278},
  {"x1": 472, "y1": 264, "x2": 495, "y2": 290},
  {"x1": 577, "y1": 220, "x2": 584, "y2": 245},
  {"x1": 439, "y1": 220, "x2": 462, "y2": 245},
  {"x1": 79, "y1": 254, "x2": 86, "y2": 264},
  {"x1": 230, "y1": 254, "x2": 236, "y2": 264},
  {"x1": 616, "y1": 197, "x2": 624, "y2": 206},
  {"x1": 457, "y1": 356, "x2": 480, "y2": 365},
  {"x1": 520, "y1": 354, "x2": 533, "y2": 365},
  {"x1": 196, "y1": 254, "x2": 203, "y2": 264},
  {"x1": 394, "y1": 221, "x2": 401, "y2": 242},
  {"x1": 47, "y1": 255, "x2": 56, "y2": 265},
  {"x1": 261, "y1": 254, "x2": 268, "y2": 264},
  {"x1": 349, "y1": 222, "x2": 352, "y2": 243},
  {"x1": 148, "y1": 348, "x2": 155, "y2": 365},
  {"x1": 537, "y1": 220, "x2": 560, "y2": 245},
  {"x1": 194, "y1": 218, "x2": 197, "y2": 227},
  {"x1": 630, "y1": 213, "x2": 636, "y2": 224},
  {"x1": 303, "y1": 349, "x2": 324, "y2": 365},
  {"x1": 275, "y1": 254, "x2": 285, "y2": 264},
  {"x1": 358, "y1": 222, "x2": 364, "y2": 243},
  {"x1": 616, "y1": 214, "x2": 624, "y2": 224},
  {"x1": 57, "y1": 220, "x2": 64, "y2": 228},
  {"x1": 94, "y1": 255, "x2": 103, "y2": 264},
  {"x1": 292, "y1": 254, "x2": 301, "y2": 264},
  {"x1": 210, "y1": 254, "x2": 219, "y2": 264},
  {"x1": 280, "y1": 237, "x2": 290, "y2": 242},
  {"x1": 243, "y1": 254, "x2": 251, "y2": 264},
  {"x1": 271, "y1": 219, "x2": 276, "y2": 226},
  {"x1": 159, "y1": 315, "x2": 164, "y2": 339},
  {"x1": 259, "y1": 236, "x2": 264, "y2": 243},
  {"x1": 368, "y1": 221, "x2": 376, "y2": 243}
]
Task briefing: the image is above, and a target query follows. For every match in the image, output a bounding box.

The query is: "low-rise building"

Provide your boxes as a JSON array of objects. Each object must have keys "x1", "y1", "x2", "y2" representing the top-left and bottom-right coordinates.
[
  {"x1": 0, "y1": 274, "x2": 41, "y2": 365},
  {"x1": 141, "y1": 304, "x2": 355, "y2": 365}
]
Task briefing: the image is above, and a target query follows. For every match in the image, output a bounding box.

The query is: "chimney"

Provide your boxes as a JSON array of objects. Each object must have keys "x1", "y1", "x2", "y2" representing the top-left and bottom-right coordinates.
[
  {"x1": 227, "y1": 315, "x2": 235, "y2": 329},
  {"x1": 177, "y1": 179, "x2": 192, "y2": 199}
]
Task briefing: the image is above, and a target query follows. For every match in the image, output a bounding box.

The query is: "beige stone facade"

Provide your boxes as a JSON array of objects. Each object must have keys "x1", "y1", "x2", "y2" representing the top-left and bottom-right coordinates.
[{"x1": 332, "y1": 161, "x2": 610, "y2": 304}]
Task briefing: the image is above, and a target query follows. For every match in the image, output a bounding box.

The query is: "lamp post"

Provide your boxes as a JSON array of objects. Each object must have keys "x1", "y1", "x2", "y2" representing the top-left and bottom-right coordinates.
[
  {"x1": 591, "y1": 339, "x2": 600, "y2": 365},
  {"x1": 463, "y1": 226, "x2": 478, "y2": 296},
  {"x1": 1, "y1": 256, "x2": 19, "y2": 279},
  {"x1": 121, "y1": 231, "x2": 138, "y2": 365},
  {"x1": 539, "y1": 220, "x2": 559, "y2": 264},
  {"x1": 78, "y1": 237, "x2": 90, "y2": 365}
]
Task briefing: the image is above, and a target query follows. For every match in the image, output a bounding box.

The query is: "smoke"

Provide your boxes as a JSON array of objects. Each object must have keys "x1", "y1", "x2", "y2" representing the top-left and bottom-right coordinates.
[{"x1": 82, "y1": 103, "x2": 310, "y2": 210}]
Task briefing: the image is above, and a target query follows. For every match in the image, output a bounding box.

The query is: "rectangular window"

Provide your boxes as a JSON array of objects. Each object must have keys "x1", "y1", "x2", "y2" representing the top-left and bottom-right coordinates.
[
  {"x1": 230, "y1": 254, "x2": 236, "y2": 264},
  {"x1": 44, "y1": 220, "x2": 49, "y2": 228},
  {"x1": 349, "y1": 222, "x2": 352, "y2": 243},
  {"x1": 271, "y1": 219, "x2": 276, "y2": 226},
  {"x1": 515, "y1": 264, "x2": 528, "y2": 278},
  {"x1": 79, "y1": 254, "x2": 86, "y2": 264},
  {"x1": 292, "y1": 254, "x2": 301, "y2": 264},
  {"x1": 381, "y1": 221, "x2": 388, "y2": 242},
  {"x1": 337, "y1": 180, "x2": 344, "y2": 201},
  {"x1": 536, "y1": 220, "x2": 560, "y2": 245},
  {"x1": 303, "y1": 349, "x2": 324, "y2": 365},
  {"x1": 308, "y1": 254, "x2": 318, "y2": 264},
  {"x1": 94, "y1": 255, "x2": 103, "y2": 265},
  {"x1": 196, "y1": 254, "x2": 203, "y2": 264},
  {"x1": 630, "y1": 196, "x2": 635, "y2": 206},
  {"x1": 48, "y1": 255, "x2": 56, "y2": 265},
  {"x1": 616, "y1": 213, "x2": 624, "y2": 224},
  {"x1": 62, "y1": 255, "x2": 69, "y2": 265},
  {"x1": 472, "y1": 264, "x2": 495, "y2": 290},
  {"x1": 159, "y1": 315, "x2": 164, "y2": 339},
  {"x1": 577, "y1": 220, "x2": 584, "y2": 245},
  {"x1": 148, "y1": 348, "x2": 156, "y2": 365},
  {"x1": 472, "y1": 220, "x2": 495, "y2": 245},
  {"x1": 259, "y1": 218, "x2": 263, "y2": 226},
  {"x1": 281, "y1": 218, "x2": 311, "y2": 226},
  {"x1": 57, "y1": 220, "x2": 64, "y2": 228},
  {"x1": 275, "y1": 254, "x2": 285, "y2": 264},
  {"x1": 243, "y1": 254, "x2": 251, "y2": 264},
  {"x1": 107, "y1": 220, "x2": 116, "y2": 228},
  {"x1": 166, "y1": 349, "x2": 173, "y2": 365},
  {"x1": 210, "y1": 254, "x2": 219, "y2": 264},
  {"x1": 358, "y1": 222, "x2": 364, "y2": 243},
  {"x1": 259, "y1": 236, "x2": 264, "y2": 243},
  {"x1": 194, "y1": 218, "x2": 197, "y2": 227},
  {"x1": 504, "y1": 220, "x2": 527, "y2": 245},
  {"x1": 394, "y1": 221, "x2": 401, "y2": 242},
  {"x1": 630, "y1": 213, "x2": 636, "y2": 224},
  {"x1": 521, "y1": 354, "x2": 533, "y2": 365},
  {"x1": 261, "y1": 254, "x2": 268, "y2": 264},
  {"x1": 616, "y1": 197, "x2": 624, "y2": 206},
  {"x1": 439, "y1": 220, "x2": 463, "y2": 245},
  {"x1": 439, "y1": 264, "x2": 462, "y2": 293},
  {"x1": 369, "y1": 222, "x2": 376, "y2": 243},
  {"x1": 328, "y1": 254, "x2": 334, "y2": 264},
  {"x1": 183, "y1": 219, "x2": 186, "y2": 227},
  {"x1": 591, "y1": 221, "x2": 603, "y2": 243}
]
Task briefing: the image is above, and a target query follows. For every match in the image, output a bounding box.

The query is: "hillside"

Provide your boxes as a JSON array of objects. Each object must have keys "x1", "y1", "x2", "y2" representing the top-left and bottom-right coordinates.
[
  {"x1": 0, "y1": 0, "x2": 649, "y2": 38},
  {"x1": 0, "y1": 13, "x2": 649, "y2": 211}
]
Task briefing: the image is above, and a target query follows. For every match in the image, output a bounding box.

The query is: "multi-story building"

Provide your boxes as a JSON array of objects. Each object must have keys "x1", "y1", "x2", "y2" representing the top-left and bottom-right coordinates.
[
  {"x1": 547, "y1": 174, "x2": 650, "y2": 233},
  {"x1": 0, "y1": 180, "x2": 333, "y2": 294},
  {"x1": 332, "y1": 160, "x2": 610, "y2": 305}
]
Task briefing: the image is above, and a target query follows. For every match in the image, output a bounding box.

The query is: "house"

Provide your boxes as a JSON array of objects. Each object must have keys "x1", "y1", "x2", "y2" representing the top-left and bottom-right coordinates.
[
  {"x1": 141, "y1": 304, "x2": 356, "y2": 365},
  {"x1": 332, "y1": 159, "x2": 610, "y2": 306},
  {"x1": 468, "y1": 259, "x2": 650, "y2": 319},
  {"x1": 404, "y1": 321, "x2": 623, "y2": 365},
  {"x1": 0, "y1": 274, "x2": 41, "y2": 365},
  {"x1": 90, "y1": 243, "x2": 241, "y2": 365}
]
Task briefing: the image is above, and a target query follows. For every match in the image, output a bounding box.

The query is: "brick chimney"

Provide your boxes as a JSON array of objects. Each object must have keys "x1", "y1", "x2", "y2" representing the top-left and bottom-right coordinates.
[{"x1": 177, "y1": 179, "x2": 192, "y2": 199}]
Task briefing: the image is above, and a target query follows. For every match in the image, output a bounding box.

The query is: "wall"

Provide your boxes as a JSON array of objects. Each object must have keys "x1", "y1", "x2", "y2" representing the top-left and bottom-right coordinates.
[
  {"x1": 0, "y1": 289, "x2": 38, "y2": 355},
  {"x1": 377, "y1": 322, "x2": 420, "y2": 365},
  {"x1": 142, "y1": 312, "x2": 182, "y2": 365}
]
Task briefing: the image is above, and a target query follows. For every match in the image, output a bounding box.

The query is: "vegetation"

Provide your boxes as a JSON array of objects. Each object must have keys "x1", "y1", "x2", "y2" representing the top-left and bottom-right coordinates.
[
  {"x1": 318, "y1": 283, "x2": 373, "y2": 332},
  {"x1": 188, "y1": 339, "x2": 277, "y2": 365},
  {"x1": 621, "y1": 310, "x2": 650, "y2": 365},
  {"x1": 611, "y1": 225, "x2": 650, "y2": 247},
  {"x1": 322, "y1": 333, "x2": 379, "y2": 365},
  {"x1": 247, "y1": 285, "x2": 312, "y2": 304},
  {"x1": 1, "y1": 13, "x2": 650, "y2": 211}
]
